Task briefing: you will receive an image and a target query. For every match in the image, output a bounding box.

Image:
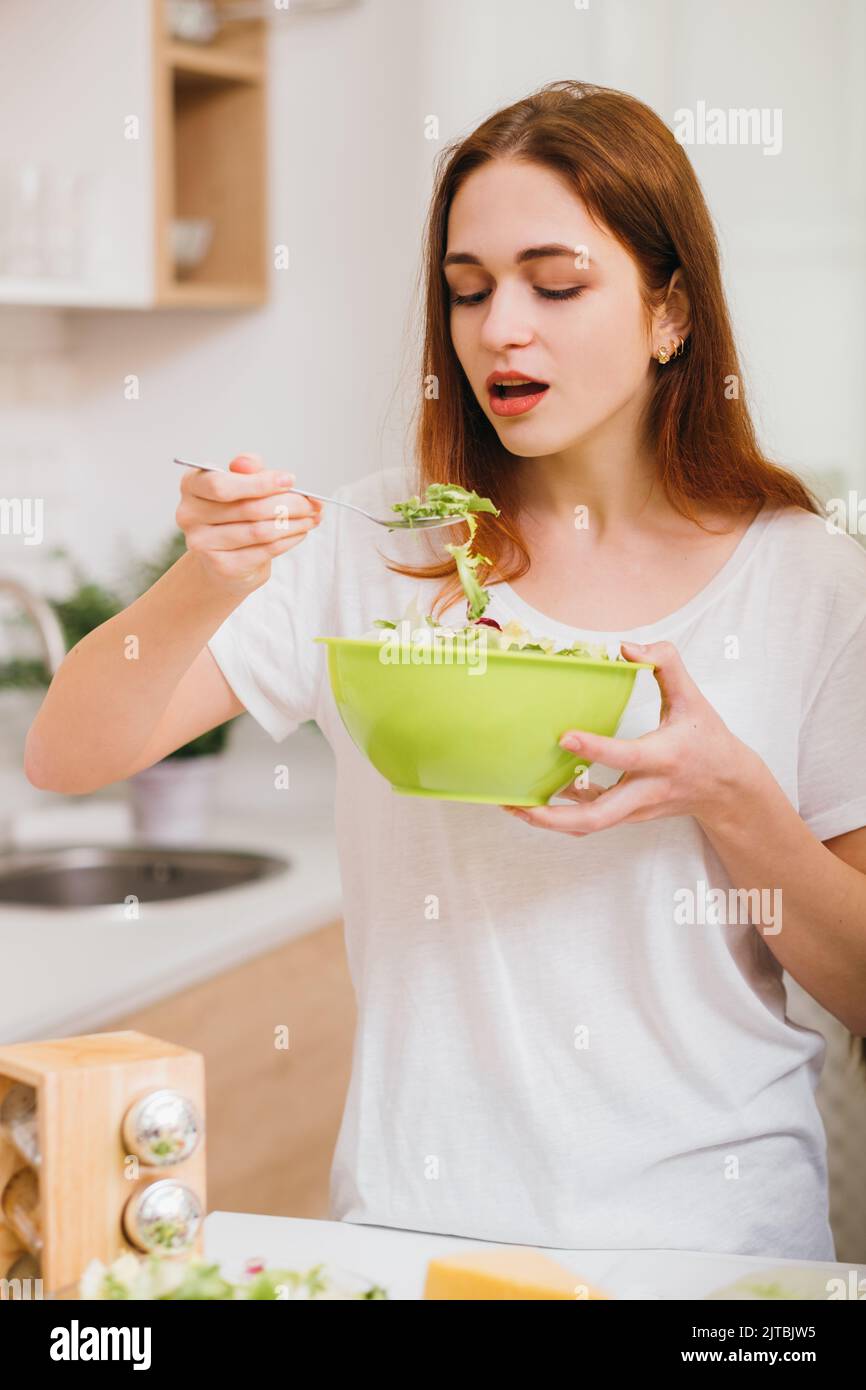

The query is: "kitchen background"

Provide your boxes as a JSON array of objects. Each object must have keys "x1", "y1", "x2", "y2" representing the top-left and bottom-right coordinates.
[{"x1": 1, "y1": 0, "x2": 864, "y2": 1262}]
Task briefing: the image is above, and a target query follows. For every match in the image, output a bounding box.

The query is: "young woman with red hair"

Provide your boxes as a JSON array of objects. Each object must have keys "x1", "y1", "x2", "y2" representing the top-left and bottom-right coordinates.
[{"x1": 29, "y1": 81, "x2": 866, "y2": 1262}]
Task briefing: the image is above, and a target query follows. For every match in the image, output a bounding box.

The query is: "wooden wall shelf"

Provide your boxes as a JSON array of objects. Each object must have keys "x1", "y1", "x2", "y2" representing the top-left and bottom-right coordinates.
[
  {"x1": 156, "y1": 281, "x2": 268, "y2": 308},
  {"x1": 153, "y1": 1, "x2": 268, "y2": 308},
  {"x1": 166, "y1": 40, "x2": 264, "y2": 85}
]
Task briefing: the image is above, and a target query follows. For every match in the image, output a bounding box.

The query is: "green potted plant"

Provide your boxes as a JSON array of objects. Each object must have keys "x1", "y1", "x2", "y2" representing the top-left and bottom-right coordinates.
[{"x1": 0, "y1": 533, "x2": 240, "y2": 842}]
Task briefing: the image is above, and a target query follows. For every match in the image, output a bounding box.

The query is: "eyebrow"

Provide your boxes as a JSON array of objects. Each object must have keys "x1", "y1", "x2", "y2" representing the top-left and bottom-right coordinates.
[{"x1": 442, "y1": 243, "x2": 587, "y2": 269}]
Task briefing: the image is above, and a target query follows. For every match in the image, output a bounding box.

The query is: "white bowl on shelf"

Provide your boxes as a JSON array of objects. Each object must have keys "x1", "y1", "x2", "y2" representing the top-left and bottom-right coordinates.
[
  {"x1": 166, "y1": 0, "x2": 220, "y2": 45},
  {"x1": 171, "y1": 218, "x2": 214, "y2": 275}
]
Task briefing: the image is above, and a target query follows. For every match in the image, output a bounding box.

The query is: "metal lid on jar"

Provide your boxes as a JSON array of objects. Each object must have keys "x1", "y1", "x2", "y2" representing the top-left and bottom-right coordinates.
[
  {"x1": 122, "y1": 1179, "x2": 203, "y2": 1254},
  {"x1": 121, "y1": 1088, "x2": 202, "y2": 1168}
]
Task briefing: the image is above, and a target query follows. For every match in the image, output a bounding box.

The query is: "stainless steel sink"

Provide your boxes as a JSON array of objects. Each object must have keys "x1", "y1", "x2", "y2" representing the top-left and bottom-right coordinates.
[{"x1": 0, "y1": 846, "x2": 289, "y2": 908}]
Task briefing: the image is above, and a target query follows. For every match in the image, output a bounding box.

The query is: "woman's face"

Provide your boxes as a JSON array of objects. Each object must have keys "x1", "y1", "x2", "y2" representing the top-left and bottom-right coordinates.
[{"x1": 443, "y1": 158, "x2": 656, "y2": 458}]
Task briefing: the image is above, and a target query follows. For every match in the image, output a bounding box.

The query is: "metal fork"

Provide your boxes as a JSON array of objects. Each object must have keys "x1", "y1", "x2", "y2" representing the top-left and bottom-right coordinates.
[{"x1": 173, "y1": 458, "x2": 463, "y2": 530}]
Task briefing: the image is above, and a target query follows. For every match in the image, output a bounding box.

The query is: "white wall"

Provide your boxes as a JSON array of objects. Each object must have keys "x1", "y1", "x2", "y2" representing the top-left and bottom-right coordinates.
[
  {"x1": 414, "y1": 0, "x2": 865, "y2": 497},
  {"x1": 1, "y1": 0, "x2": 864, "y2": 623}
]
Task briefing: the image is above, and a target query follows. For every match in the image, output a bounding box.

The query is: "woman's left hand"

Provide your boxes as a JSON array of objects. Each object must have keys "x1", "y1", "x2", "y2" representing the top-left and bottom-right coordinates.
[{"x1": 500, "y1": 639, "x2": 762, "y2": 836}]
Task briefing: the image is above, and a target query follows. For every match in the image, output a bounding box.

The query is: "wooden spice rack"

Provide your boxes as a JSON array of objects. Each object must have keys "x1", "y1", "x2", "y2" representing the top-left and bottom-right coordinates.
[{"x1": 0, "y1": 1031, "x2": 206, "y2": 1298}]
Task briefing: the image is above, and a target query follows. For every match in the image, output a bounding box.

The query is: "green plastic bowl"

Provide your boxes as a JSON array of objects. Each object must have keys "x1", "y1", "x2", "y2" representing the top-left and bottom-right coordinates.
[{"x1": 314, "y1": 636, "x2": 656, "y2": 806}]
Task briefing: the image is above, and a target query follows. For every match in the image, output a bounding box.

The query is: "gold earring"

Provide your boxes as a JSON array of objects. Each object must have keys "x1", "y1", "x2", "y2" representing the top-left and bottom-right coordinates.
[{"x1": 656, "y1": 336, "x2": 685, "y2": 364}]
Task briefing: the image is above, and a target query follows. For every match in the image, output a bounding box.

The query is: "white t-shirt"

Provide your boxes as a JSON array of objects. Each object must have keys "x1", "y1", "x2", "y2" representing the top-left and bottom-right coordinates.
[{"x1": 207, "y1": 463, "x2": 866, "y2": 1260}]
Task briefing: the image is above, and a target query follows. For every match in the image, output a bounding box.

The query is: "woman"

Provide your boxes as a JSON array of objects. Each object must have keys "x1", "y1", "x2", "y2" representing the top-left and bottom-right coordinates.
[{"x1": 26, "y1": 81, "x2": 866, "y2": 1261}]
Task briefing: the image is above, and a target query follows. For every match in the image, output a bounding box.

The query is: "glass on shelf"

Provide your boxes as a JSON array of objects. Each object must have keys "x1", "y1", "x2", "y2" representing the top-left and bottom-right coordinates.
[{"x1": 0, "y1": 161, "x2": 101, "y2": 281}]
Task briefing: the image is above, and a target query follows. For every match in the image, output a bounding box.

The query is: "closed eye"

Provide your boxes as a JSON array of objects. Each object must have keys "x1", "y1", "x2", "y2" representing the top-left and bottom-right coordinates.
[
  {"x1": 449, "y1": 286, "x2": 586, "y2": 306},
  {"x1": 536, "y1": 286, "x2": 586, "y2": 301},
  {"x1": 449, "y1": 289, "x2": 488, "y2": 306}
]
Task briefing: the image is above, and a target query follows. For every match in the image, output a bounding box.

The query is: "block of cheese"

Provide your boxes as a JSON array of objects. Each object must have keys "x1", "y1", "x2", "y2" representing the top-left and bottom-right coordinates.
[{"x1": 423, "y1": 1247, "x2": 611, "y2": 1300}]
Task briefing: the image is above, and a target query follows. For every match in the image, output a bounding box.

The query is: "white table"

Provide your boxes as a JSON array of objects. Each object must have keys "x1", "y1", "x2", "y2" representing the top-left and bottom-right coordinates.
[{"x1": 204, "y1": 1211, "x2": 866, "y2": 1300}]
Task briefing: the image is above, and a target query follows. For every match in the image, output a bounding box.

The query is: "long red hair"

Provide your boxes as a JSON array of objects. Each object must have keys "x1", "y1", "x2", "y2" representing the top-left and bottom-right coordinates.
[{"x1": 385, "y1": 78, "x2": 822, "y2": 619}]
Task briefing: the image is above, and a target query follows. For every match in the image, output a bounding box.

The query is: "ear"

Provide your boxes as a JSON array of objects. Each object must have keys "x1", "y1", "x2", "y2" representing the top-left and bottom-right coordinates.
[{"x1": 651, "y1": 268, "x2": 692, "y2": 352}]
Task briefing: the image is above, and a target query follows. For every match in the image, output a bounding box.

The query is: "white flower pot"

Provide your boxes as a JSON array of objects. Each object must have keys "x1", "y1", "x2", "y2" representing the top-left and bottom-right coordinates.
[{"x1": 128, "y1": 754, "x2": 222, "y2": 843}]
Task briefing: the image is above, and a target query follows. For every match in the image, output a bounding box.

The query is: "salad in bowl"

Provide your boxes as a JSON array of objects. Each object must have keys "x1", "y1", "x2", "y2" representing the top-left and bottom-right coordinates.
[{"x1": 314, "y1": 483, "x2": 655, "y2": 805}]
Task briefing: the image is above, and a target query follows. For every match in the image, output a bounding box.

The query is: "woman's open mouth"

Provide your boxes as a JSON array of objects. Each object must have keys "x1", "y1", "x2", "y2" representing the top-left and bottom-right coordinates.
[{"x1": 487, "y1": 376, "x2": 550, "y2": 418}]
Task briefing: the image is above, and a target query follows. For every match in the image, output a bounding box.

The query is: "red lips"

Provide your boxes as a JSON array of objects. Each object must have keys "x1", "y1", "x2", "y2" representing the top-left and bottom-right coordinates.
[{"x1": 486, "y1": 373, "x2": 550, "y2": 418}]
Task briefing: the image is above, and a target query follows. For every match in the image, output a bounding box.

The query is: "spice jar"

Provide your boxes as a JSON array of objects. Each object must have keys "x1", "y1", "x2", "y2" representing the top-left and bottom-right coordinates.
[
  {"x1": 0, "y1": 1084, "x2": 40, "y2": 1168},
  {"x1": 1, "y1": 1166, "x2": 41, "y2": 1254}
]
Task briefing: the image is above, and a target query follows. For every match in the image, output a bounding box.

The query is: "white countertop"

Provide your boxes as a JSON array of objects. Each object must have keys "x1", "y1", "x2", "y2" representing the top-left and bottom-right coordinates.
[
  {"x1": 0, "y1": 720, "x2": 341, "y2": 1041},
  {"x1": 203, "y1": 1211, "x2": 866, "y2": 1301}
]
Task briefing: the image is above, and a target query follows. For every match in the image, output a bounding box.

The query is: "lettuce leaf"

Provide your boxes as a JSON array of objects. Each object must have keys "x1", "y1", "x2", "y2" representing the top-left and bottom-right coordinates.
[{"x1": 389, "y1": 483, "x2": 500, "y2": 526}]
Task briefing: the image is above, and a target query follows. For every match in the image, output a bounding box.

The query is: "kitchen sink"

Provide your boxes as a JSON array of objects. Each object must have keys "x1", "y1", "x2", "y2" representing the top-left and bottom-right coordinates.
[{"x1": 0, "y1": 846, "x2": 289, "y2": 908}]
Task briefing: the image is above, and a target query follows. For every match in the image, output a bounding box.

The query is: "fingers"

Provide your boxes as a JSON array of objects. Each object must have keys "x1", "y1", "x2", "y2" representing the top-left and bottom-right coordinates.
[
  {"x1": 502, "y1": 777, "x2": 653, "y2": 836},
  {"x1": 496, "y1": 639, "x2": 701, "y2": 837},
  {"x1": 181, "y1": 490, "x2": 322, "y2": 526},
  {"x1": 191, "y1": 530, "x2": 317, "y2": 582},
  {"x1": 554, "y1": 780, "x2": 612, "y2": 803},
  {"x1": 180, "y1": 454, "x2": 299, "y2": 505},
  {"x1": 559, "y1": 727, "x2": 664, "y2": 773},
  {"x1": 186, "y1": 514, "x2": 320, "y2": 553},
  {"x1": 619, "y1": 638, "x2": 698, "y2": 715},
  {"x1": 227, "y1": 453, "x2": 265, "y2": 473},
  {"x1": 177, "y1": 453, "x2": 324, "y2": 540}
]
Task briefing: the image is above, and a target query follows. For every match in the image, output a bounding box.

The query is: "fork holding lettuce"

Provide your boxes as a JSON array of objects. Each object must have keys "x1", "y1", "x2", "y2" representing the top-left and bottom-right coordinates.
[
  {"x1": 388, "y1": 483, "x2": 498, "y2": 622},
  {"x1": 371, "y1": 483, "x2": 625, "y2": 662}
]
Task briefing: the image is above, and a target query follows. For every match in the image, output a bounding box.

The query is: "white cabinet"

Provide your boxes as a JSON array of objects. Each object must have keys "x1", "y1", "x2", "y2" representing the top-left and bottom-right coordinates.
[{"x1": 0, "y1": 0, "x2": 268, "y2": 309}]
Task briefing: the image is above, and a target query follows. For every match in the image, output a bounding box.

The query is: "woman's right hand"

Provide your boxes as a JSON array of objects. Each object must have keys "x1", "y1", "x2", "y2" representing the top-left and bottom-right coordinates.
[{"x1": 176, "y1": 453, "x2": 324, "y2": 595}]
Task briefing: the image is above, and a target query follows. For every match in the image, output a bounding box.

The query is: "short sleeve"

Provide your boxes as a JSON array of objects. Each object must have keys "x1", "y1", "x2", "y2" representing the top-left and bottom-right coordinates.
[
  {"x1": 797, "y1": 607, "x2": 866, "y2": 842},
  {"x1": 206, "y1": 495, "x2": 341, "y2": 743}
]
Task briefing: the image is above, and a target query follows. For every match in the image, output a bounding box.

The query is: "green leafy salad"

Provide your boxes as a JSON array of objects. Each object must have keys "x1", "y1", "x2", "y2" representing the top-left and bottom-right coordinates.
[
  {"x1": 373, "y1": 483, "x2": 627, "y2": 661},
  {"x1": 387, "y1": 482, "x2": 499, "y2": 623},
  {"x1": 78, "y1": 1250, "x2": 387, "y2": 1300}
]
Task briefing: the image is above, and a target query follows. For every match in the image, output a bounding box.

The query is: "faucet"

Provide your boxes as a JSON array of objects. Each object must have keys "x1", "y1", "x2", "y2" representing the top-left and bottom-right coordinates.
[{"x1": 0, "y1": 576, "x2": 67, "y2": 678}]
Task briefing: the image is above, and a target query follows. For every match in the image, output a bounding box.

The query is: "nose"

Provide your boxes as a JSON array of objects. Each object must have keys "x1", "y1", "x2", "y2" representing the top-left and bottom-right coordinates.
[{"x1": 477, "y1": 283, "x2": 534, "y2": 354}]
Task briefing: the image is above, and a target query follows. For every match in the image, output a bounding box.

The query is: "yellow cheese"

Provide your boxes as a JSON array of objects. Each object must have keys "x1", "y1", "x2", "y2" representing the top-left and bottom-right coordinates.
[{"x1": 423, "y1": 1247, "x2": 611, "y2": 1300}]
